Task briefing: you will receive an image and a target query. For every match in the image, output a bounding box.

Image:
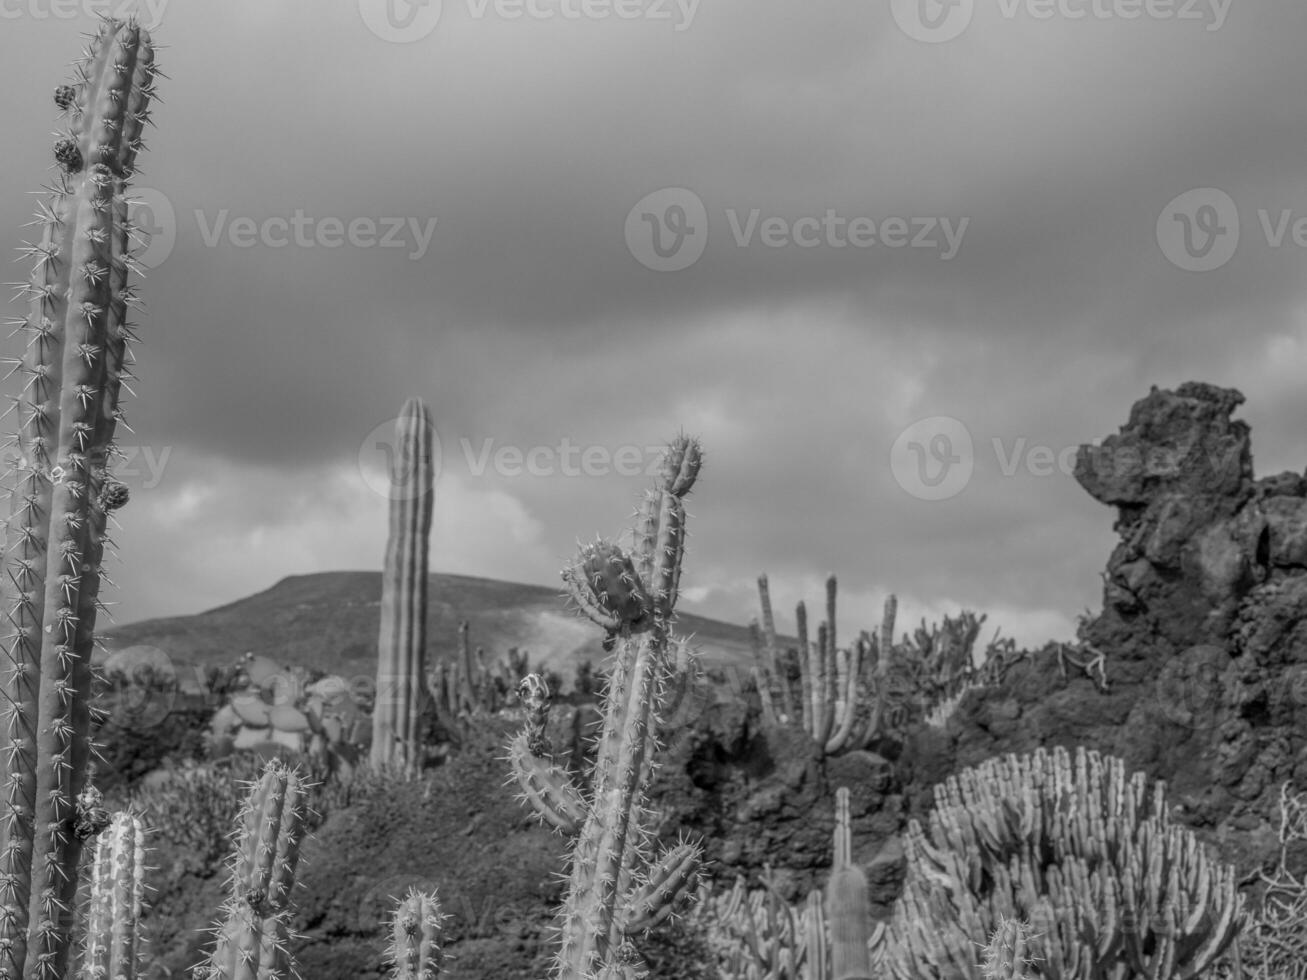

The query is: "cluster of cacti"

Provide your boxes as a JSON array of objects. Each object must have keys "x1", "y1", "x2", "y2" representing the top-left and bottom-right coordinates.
[
  {"x1": 425, "y1": 620, "x2": 538, "y2": 737},
  {"x1": 750, "y1": 576, "x2": 898, "y2": 756},
  {"x1": 693, "y1": 868, "x2": 809, "y2": 979},
  {"x1": 883, "y1": 745, "x2": 1249, "y2": 980},
  {"x1": 691, "y1": 785, "x2": 1046, "y2": 980},
  {"x1": 0, "y1": 16, "x2": 158, "y2": 978},
  {"x1": 208, "y1": 653, "x2": 366, "y2": 778},
  {"x1": 751, "y1": 578, "x2": 1017, "y2": 752},
  {"x1": 370, "y1": 397, "x2": 435, "y2": 777},
  {"x1": 507, "y1": 434, "x2": 707, "y2": 979}
]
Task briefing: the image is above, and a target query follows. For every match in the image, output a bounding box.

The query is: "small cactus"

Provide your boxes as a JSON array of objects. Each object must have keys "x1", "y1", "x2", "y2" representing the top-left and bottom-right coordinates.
[
  {"x1": 194, "y1": 760, "x2": 310, "y2": 980},
  {"x1": 385, "y1": 888, "x2": 447, "y2": 980}
]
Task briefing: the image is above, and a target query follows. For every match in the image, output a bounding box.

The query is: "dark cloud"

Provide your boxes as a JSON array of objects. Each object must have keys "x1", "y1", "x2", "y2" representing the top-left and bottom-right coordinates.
[{"x1": 1, "y1": 0, "x2": 1304, "y2": 650}]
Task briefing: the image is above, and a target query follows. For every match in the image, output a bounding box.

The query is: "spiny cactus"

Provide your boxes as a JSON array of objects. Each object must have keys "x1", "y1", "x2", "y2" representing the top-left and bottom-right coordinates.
[
  {"x1": 194, "y1": 760, "x2": 310, "y2": 980},
  {"x1": 0, "y1": 16, "x2": 159, "y2": 979},
  {"x1": 976, "y1": 915, "x2": 1041, "y2": 980},
  {"x1": 370, "y1": 397, "x2": 435, "y2": 776},
  {"x1": 384, "y1": 887, "x2": 447, "y2": 980},
  {"x1": 508, "y1": 434, "x2": 707, "y2": 979},
  {"x1": 78, "y1": 810, "x2": 149, "y2": 980}
]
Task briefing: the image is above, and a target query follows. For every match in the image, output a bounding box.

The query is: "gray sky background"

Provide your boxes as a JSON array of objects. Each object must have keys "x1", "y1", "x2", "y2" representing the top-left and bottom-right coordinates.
[{"x1": 1, "y1": 0, "x2": 1304, "y2": 655}]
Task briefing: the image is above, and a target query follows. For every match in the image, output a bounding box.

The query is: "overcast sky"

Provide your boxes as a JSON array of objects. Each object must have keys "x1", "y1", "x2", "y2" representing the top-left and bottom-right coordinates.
[{"x1": 0, "y1": 0, "x2": 1303, "y2": 655}]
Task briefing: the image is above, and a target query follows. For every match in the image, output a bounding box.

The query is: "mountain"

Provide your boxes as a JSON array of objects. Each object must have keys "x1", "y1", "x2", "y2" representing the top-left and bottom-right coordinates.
[{"x1": 98, "y1": 570, "x2": 765, "y2": 694}]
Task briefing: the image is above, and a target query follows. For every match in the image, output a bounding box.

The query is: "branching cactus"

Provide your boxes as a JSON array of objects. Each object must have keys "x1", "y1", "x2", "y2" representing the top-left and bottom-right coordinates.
[
  {"x1": 885, "y1": 746, "x2": 1248, "y2": 980},
  {"x1": 195, "y1": 760, "x2": 310, "y2": 980},
  {"x1": 370, "y1": 397, "x2": 435, "y2": 776},
  {"x1": 384, "y1": 888, "x2": 447, "y2": 980},
  {"x1": 0, "y1": 17, "x2": 159, "y2": 979},
  {"x1": 751, "y1": 577, "x2": 893, "y2": 757},
  {"x1": 78, "y1": 810, "x2": 149, "y2": 980},
  {"x1": 508, "y1": 434, "x2": 707, "y2": 979}
]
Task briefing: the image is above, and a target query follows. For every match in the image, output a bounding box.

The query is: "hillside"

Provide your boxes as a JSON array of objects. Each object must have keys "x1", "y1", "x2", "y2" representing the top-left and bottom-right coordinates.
[{"x1": 98, "y1": 570, "x2": 766, "y2": 692}]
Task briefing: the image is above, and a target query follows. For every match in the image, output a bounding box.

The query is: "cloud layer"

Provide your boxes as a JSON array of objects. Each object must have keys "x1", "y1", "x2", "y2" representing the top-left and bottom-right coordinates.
[{"x1": 2, "y1": 0, "x2": 1305, "y2": 652}]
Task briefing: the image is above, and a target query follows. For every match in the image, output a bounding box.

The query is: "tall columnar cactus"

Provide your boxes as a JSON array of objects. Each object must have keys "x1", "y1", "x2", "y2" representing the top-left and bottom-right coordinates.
[
  {"x1": 196, "y1": 760, "x2": 310, "y2": 980},
  {"x1": 825, "y1": 788, "x2": 872, "y2": 980},
  {"x1": 370, "y1": 397, "x2": 434, "y2": 775},
  {"x1": 78, "y1": 810, "x2": 148, "y2": 980},
  {"x1": 509, "y1": 435, "x2": 707, "y2": 979},
  {"x1": 0, "y1": 17, "x2": 158, "y2": 979},
  {"x1": 384, "y1": 888, "x2": 448, "y2": 980}
]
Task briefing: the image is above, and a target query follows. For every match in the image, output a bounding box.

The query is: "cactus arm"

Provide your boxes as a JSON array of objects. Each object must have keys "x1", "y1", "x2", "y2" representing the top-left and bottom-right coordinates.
[
  {"x1": 620, "y1": 839, "x2": 702, "y2": 935},
  {"x1": 824, "y1": 641, "x2": 863, "y2": 755},
  {"x1": 78, "y1": 810, "x2": 147, "y2": 980},
  {"x1": 755, "y1": 575, "x2": 795, "y2": 723},
  {"x1": 795, "y1": 601, "x2": 811, "y2": 735},
  {"x1": 369, "y1": 397, "x2": 434, "y2": 776}
]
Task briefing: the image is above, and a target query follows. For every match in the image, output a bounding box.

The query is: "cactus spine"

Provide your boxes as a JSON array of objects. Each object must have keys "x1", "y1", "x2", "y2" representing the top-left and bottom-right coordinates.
[
  {"x1": 385, "y1": 888, "x2": 447, "y2": 979},
  {"x1": 79, "y1": 811, "x2": 148, "y2": 980},
  {"x1": 0, "y1": 17, "x2": 158, "y2": 979},
  {"x1": 370, "y1": 397, "x2": 434, "y2": 776},
  {"x1": 197, "y1": 760, "x2": 309, "y2": 980},
  {"x1": 510, "y1": 435, "x2": 706, "y2": 979}
]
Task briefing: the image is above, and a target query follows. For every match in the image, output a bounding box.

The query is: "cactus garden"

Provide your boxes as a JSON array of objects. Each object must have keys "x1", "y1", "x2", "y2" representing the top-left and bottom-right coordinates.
[{"x1": 4, "y1": 7, "x2": 1307, "y2": 980}]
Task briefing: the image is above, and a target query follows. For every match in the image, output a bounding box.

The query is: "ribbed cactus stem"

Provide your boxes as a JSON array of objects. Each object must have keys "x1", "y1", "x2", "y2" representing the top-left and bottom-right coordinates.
[
  {"x1": 825, "y1": 787, "x2": 873, "y2": 980},
  {"x1": 370, "y1": 397, "x2": 434, "y2": 776},
  {"x1": 0, "y1": 18, "x2": 158, "y2": 980},
  {"x1": 755, "y1": 575, "x2": 795, "y2": 723},
  {"x1": 78, "y1": 811, "x2": 148, "y2": 980},
  {"x1": 385, "y1": 888, "x2": 447, "y2": 980},
  {"x1": 197, "y1": 760, "x2": 309, "y2": 980}
]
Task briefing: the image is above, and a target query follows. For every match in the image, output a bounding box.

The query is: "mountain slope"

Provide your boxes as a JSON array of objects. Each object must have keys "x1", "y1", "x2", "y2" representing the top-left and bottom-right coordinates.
[{"x1": 99, "y1": 571, "x2": 764, "y2": 692}]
